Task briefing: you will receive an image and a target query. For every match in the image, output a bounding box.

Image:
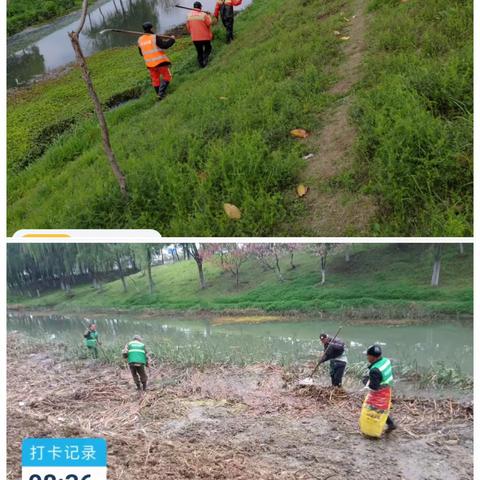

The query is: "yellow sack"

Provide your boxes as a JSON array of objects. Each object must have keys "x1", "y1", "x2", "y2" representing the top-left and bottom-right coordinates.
[{"x1": 359, "y1": 387, "x2": 392, "y2": 438}]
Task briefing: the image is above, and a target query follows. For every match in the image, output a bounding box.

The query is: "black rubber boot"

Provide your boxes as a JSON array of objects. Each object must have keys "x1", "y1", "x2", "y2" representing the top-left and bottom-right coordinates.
[
  {"x1": 157, "y1": 80, "x2": 169, "y2": 100},
  {"x1": 142, "y1": 382, "x2": 147, "y2": 391},
  {"x1": 154, "y1": 86, "x2": 160, "y2": 95},
  {"x1": 135, "y1": 383, "x2": 141, "y2": 391},
  {"x1": 385, "y1": 418, "x2": 397, "y2": 433}
]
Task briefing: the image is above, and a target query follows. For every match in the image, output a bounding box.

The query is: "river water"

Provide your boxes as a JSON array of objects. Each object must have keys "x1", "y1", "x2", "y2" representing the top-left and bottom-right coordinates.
[
  {"x1": 7, "y1": 0, "x2": 252, "y2": 88},
  {"x1": 7, "y1": 310, "x2": 473, "y2": 375}
]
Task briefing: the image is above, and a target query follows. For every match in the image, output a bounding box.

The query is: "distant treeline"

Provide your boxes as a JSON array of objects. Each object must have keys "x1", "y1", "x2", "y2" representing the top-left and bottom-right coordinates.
[
  {"x1": 7, "y1": 243, "x2": 468, "y2": 299},
  {"x1": 7, "y1": 243, "x2": 182, "y2": 296}
]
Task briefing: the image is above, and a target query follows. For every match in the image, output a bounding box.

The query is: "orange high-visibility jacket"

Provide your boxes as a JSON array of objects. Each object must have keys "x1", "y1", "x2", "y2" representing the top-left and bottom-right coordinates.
[
  {"x1": 186, "y1": 9, "x2": 213, "y2": 41},
  {"x1": 138, "y1": 34, "x2": 170, "y2": 68},
  {"x1": 214, "y1": 0, "x2": 242, "y2": 17}
]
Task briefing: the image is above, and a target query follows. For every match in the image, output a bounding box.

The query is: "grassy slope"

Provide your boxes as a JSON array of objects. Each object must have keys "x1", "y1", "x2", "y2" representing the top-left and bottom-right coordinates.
[
  {"x1": 7, "y1": 0, "x2": 83, "y2": 36},
  {"x1": 8, "y1": 0, "x2": 473, "y2": 236},
  {"x1": 351, "y1": 0, "x2": 473, "y2": 236},
  {"x1": 9, "y1": 244, "x2": 473, "y2": 316},
  {"x1": 7, "y1": 0, "x2": 349, "y2": 235}
]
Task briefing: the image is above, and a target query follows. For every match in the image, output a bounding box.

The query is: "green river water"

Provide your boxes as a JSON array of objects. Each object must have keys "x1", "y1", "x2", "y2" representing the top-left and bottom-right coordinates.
[{"x1": 7, "y1": 310, "x2": 473, "y2": 376}]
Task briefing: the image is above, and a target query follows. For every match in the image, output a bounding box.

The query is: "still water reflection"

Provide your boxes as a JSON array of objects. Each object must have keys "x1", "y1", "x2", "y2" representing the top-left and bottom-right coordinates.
[{"x1": 7, "y1": 0, "x2": 252, "y2": 88}]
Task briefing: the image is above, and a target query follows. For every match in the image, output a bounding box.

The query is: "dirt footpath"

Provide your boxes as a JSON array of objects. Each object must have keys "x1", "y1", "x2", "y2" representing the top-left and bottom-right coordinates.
[{"x1": 7, "y1": 337, "x2": 473, "y2": 480}]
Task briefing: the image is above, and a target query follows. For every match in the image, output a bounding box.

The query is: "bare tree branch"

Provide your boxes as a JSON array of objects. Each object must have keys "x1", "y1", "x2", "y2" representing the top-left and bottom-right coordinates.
[
  {"x1": 69, "y1": 0, "x2": 128, "y2": 198},
  {"x1": 75, "y1": 0, "x2": 90, "y2": 35}
]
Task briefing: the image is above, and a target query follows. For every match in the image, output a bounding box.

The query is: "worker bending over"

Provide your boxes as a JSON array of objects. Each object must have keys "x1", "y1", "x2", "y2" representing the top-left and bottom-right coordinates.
[
  {"x1": 318, "y1": 332, "x2": 348, "y2": 387},
  {"x1": 363, "y1": 345, "x2": 396, "y2": 433},
  {"x1": 138, "y1": 22, "x2": 175, "y2": 99},
  {"x1": 187, "y1": 2, "x2": 213, "y2": 68},
  {"x1": 123, "y1": 335, "x2": 149, "y2": 391},
  {"x1": 214, "y1": 0, "x2": 242, "y2": 43}
]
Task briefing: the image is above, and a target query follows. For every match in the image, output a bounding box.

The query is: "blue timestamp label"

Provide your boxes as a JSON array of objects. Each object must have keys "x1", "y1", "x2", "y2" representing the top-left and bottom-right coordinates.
[{"x1": 22, "y1": 438, "x2": 107, "y2": 480}]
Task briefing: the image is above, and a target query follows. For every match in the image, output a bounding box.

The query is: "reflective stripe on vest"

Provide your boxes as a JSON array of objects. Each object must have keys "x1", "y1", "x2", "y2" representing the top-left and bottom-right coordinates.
[
  {"x1": 373, "y1": 357, "x2": 394, "y2": 386},
  {"x1": 127, "y1": 341, "x2": 147, "y2": 364},
  {"x1": 138, "y1": 34, "x2": 170, "y2": 68},
  {"x1": 187, "y1": 10, "x2": 212, "y2": 41},
  {"x1": 188, "y1": 12, "x2": 207, "y2": 21},
  {"x1": 84, "y1": 331, "x2": 98, "y2": 347}
]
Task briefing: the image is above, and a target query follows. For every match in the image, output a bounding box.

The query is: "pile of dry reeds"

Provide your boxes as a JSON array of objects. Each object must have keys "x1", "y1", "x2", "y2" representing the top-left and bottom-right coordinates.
[{"x1": 294, "y1": 384, "x2": 473, "y2": 437}]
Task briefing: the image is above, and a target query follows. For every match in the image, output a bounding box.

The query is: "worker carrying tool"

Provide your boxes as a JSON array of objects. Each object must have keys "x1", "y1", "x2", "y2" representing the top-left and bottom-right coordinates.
[
  {"x1": 123, "y1": 335, "x2": 150, "y2": 391},
  {"x1": 213, "y1": 0, "x2": 242, "y2": 44},
  {"x1": 186, "y1": 2, "x2": 213, "y2": 68},
  {"x1": 83, "y1": 323, "x2": 100, "y2": 358},
  {"x1": 318, "y1": 332, "x2": 348, "y2": 387},
  {"x1": 359, "y1": 345, "x2": 396, "y2": 437},
  {"x1": 138, "y1": 21, "x2": 176, "y2": 99}
]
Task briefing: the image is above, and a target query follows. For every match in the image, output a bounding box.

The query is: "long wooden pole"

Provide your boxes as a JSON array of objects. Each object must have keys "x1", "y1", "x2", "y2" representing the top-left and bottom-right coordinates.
[
  {"x1": 309, "y1": 326, "x2": 343, "y2": 377},
  {"x1": 100, "y1": 28, "x2": 176, "y2": 39}
]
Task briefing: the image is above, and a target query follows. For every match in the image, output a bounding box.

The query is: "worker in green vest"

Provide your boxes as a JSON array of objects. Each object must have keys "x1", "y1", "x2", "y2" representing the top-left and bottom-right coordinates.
[
  {"x1": 122, "y1": 335, "x2": 149, "y2": 391},
  {"x1": 83, "y1": 323, "x2": 100, "y2": 358},
  {"x1": 363, "y1": 345, "x2": 396, "y2": 432}
]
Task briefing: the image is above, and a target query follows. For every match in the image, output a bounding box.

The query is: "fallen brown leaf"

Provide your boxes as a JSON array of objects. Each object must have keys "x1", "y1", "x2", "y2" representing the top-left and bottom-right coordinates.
[{"x1": 223, "y1": 203, "x2": 242, "y2": 220}]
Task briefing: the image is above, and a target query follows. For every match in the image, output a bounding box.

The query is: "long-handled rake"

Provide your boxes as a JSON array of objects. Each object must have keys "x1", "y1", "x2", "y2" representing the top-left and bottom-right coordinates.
[{"x1": 298, "y1": 326, "x2": 343, "y2": 386}]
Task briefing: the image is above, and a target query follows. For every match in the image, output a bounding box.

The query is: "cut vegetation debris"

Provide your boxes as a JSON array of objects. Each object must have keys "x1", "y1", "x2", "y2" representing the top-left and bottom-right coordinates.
[
  {"x1": 7, "y1": 334, "x2": 473, "y2": 480},
  {"x1": 7, "y1": 0, "x2": 472, "y2": 236}
]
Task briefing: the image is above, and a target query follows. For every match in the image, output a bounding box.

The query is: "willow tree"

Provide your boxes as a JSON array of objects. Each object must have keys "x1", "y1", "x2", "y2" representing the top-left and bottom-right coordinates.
[
  {"x1": 133, "y1": 244, "x2": 165, "y2": 293},
  {"x1": 110, "y1": 244, "x2": 131, "y2": 293},
  {"x1": 69, "y1": 0, "x2": 127, "y2": 198}
]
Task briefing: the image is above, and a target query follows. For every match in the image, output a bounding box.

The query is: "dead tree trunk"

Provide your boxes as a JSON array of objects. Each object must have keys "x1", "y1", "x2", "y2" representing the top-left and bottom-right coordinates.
[{"x1": 68, "y1": 2, "x2": 127, "y2": 198}]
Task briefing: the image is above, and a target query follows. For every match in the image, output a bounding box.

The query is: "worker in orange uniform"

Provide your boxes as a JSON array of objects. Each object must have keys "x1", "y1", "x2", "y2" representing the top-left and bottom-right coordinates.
[
  {"x1": 138, "y1": 21, "x2": 176, "y2": 100},
  {"x1": 186, "y1": 2, "x2": 213, "y2": 68},
  {"x1": 214, "y1": 0, "x2": 242, "y2": 44}
]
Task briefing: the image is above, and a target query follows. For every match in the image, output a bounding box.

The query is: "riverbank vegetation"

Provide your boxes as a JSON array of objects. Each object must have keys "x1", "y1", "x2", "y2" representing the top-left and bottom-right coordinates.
[
  {"x1": 8, "y1": 0, "x2": 347, "y2": 235},
  {"x1": 11, "y1": 331, "x2": 475, "y2": 392},
  {"x1": 8, "y1": 332, "x2": 473, "y2": 480},
  {"x1": 8, "y1": 243, "x2": 473, "y2": 317},
  {"x1": 8, "y1": 0, "x2": 472, "y2": 235},
  {"x1": 7, "y1": 0, "x2": 83, "y2": 36}
]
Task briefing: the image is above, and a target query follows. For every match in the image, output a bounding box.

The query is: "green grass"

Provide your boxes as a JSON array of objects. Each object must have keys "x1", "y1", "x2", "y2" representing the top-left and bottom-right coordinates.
[
  {"x1": 7, "y1": 45, "x2": 154, "y2": 174},
  {"x1": 9, "y1": 244, "x2": 473, "y2": 317},
  {"x1": 351, "y1": 0, "x2": 473, "y2": 236},
  {"x1": 7, "y1": 0, "x2": 84, "y2": 36},
  {"x1": 7, "y1": 0, "x2": 349, "y2": 235},
  {"x1": 7, "y1": 0, "x2": 473, "y2": 235}
]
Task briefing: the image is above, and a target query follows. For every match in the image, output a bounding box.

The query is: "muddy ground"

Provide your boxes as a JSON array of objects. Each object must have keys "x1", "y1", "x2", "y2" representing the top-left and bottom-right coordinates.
[{"x1": 7, "y1": 334, "x2": 473, "y2": 480}]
